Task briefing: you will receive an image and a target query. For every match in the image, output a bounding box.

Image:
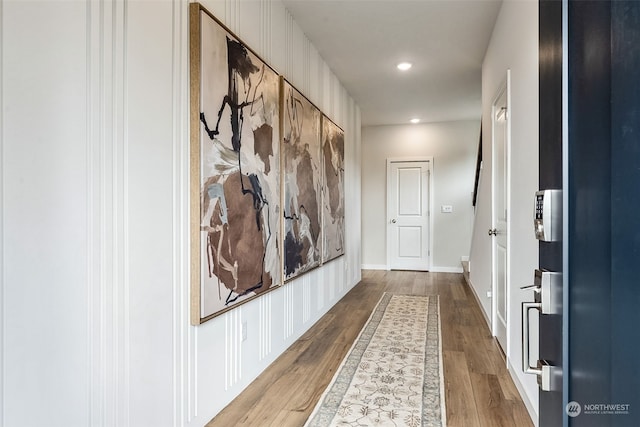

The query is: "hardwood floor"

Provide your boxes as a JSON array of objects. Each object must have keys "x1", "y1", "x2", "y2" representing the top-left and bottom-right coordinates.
[{"x1": 206, "y1": 270, "x2": 534, "y2": 427}]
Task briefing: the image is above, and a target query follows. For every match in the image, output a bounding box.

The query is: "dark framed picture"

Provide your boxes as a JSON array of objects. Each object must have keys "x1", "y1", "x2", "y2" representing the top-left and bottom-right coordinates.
[
  {"x1": 321, "y1": 116, "x2": 345, "y2": 263},
  {"x1": 281, "y1": 79, "x2": 323, "y2": 281}
]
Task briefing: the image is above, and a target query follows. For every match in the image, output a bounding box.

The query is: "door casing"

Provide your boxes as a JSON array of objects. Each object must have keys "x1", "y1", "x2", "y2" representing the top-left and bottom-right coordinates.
[{"x1": 491, "y1": 72, "x2": 511, "y2": 359}]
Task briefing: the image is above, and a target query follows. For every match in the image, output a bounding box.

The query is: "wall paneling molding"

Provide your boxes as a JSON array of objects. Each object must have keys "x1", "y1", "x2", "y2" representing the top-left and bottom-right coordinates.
[
  {"x1": 259, "y1": 293, "x2": 272, "y2": 361},
  {"x1": 302, "y1": 275, "x2": 311, "y2": 324},
  {"x1": 86, "y1": 0, "x2": 129, "y2": 425},
  {"x1": 224, "y1": 308, "x2": 242, "y2": 390},
  {"x1": 171, "y1": 0, "x2": 195, "y2": 425},
  {"x1": 0, "y1": 0, "x2": 5, "y2": 421},
  {"x1": 283, "y1": 278, "x2": 294, "y2": 340}
]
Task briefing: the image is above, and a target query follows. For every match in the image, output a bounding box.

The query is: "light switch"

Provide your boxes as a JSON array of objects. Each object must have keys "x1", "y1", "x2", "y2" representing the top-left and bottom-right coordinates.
[{"x1": 441, "y1": 205, "x2": 453, "y2": 213}]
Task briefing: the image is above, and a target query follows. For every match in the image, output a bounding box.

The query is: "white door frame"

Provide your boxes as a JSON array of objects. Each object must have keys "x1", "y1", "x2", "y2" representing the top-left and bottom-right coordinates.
[
  {"x1": 386, "y1": 157, "x2": 434, "y2": 271},
  {"x1": 491, "y1": 71, "x2": 512, "y2": 362}
]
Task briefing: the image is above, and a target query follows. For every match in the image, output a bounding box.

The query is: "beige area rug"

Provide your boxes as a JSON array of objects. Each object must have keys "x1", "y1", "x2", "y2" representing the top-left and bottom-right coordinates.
[{"x1": 305, "y1": 293, "x2": 446, "y2": 427}]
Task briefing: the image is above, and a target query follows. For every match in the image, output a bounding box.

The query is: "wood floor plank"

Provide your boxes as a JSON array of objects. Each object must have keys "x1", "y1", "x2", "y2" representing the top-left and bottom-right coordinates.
[
  {"x1": 461, "y1": 329, "x2": 498, "y2": 375},
  {"x1": 206, "y1": 270, "x2": 534, "y2": 426},
  {"x1": 498, "y1": 371, "x2": 523, "y2": 402},
  {"x1": 484, "y1": 339, "x2": 509, "y2": 374},
  {"x1": 469, "y1": 372, "x2": 517, "y2": 427},
  {"x1": 450, "y1": 281, "x2": 468, "y2": 301},
  {"x1": 443, "y1": 350, "x2": 482, "y2": 427},
  {"x1": 512, "y1": 400, "x2": 535, "y2": 426}
]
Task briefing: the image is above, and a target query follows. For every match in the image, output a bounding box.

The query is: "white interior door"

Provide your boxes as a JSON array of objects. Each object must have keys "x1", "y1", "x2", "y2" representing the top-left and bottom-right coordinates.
[
  {"x1": 492, "y1": 74, "x2": 510, "y2": 353},
  {"x1": 387, "y1": 160, "x2": 431, "y2": 271}
]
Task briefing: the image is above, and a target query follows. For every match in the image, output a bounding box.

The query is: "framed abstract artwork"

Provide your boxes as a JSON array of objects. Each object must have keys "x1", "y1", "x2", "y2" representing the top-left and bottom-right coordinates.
[
  {"x1": 190, "y1": 4, "x2": 282, "y2": 324},
  {"x1": 281, "y1": 79, "x2": 323, "y2": 280},
  {"x1": 321, "y1": 116, "x2": 345, "y2": 263}
]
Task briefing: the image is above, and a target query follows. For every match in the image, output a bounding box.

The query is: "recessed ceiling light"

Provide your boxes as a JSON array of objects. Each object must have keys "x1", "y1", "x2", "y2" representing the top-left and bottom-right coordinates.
[
  {"x1": 410, "y1": 118, "x2": 420, "y2": 124},
  {"x1": 397, "y1": 62, "x2": 412, "y2": 71}
]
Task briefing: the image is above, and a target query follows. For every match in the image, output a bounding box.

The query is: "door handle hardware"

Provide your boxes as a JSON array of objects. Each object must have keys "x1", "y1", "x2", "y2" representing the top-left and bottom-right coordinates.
[
  {"x1": 521, "y1": 301, "x2": 562, "y2": 391},
  {"x1": 488, "y1": 228, "x2": 497, "y2": 236},
  {"x1": 391, "y1": 219, "x2": 397, "y2": 224},
  {"x1": 538, "y1": 360, "x2": 562, "y2": 392},
  {"x1": 522, "y1": 301, "x2": 542, "y2": 376}
]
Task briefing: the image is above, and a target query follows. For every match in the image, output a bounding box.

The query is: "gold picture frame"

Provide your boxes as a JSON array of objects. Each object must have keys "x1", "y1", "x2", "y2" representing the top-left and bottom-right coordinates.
[{"x1": 190, "y1": 3, "x2": 282, "y2": 324}]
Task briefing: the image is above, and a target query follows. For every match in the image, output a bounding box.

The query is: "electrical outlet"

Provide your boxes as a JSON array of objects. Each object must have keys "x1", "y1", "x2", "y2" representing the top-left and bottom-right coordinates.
[
  {"x1": 241, "y1": 321, "x2": 247, "y2": 342},
  {"x1": 486, "y1": 291, "x2": 492, "y2": 298}
]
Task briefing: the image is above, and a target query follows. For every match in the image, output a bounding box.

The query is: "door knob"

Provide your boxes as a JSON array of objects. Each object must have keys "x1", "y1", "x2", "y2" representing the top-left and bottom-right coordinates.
[
  {"x1": 391, "y1": 219, "x2": 397, "y2": 224},
  {"x1": 488, "y1": 228, "x2": 497, "y2": 236}
]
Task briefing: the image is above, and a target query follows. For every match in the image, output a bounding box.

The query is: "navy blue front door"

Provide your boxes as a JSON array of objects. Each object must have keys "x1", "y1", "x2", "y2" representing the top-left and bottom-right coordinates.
[{"x1": 538, "y1": 2, "x2": 640, "y2": 426}]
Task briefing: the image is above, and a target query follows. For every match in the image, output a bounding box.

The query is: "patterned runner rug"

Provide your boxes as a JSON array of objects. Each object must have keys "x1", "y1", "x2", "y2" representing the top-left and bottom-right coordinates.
[{"x1": 305, "y1": 293, "x2": 446, "y2": 427}]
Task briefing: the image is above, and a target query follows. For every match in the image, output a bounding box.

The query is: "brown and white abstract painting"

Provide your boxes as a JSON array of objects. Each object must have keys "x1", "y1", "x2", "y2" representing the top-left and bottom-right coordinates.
[
  {"x1": 190, "y1": 5, "x2": 281, "y2": 323},
  {"x1": 321, "y1": 116, "x2": 345, "y2": 263},
  {"x1": 282, "y1": 80, "x2": 323, "y2": 280}
]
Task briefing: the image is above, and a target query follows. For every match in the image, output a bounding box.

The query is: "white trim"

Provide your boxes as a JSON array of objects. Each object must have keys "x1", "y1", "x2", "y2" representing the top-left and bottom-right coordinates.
[
  {"x1": 460, "y1": 255, "x2": 469, "y2": 262},
  {"x1": 361, "y1": 265, "x2": 464, "y2": 273},
  {"x1": 490, "y1": 70, "x2": 512, "y2": 364},
  {"x1": 385, "y1": 157, "x2": 434, "y2": 271},
  {"x1": 436, "y1": 296, "x2": 447, "y2": 427},
  {"x1": 430, "y1": 266, "x2": 463, "y2": 274},
  {"x1": 361, "y1": 264, "x2": 388, "y2": 271},
  {"x1": 505, "y1": 69, "x2": 513, "y2": 366},
  {"x1": 385, "y1": 156, "x2": 435, "y2": 163},
  {"x1": 172, "y1": 1, "x2": 191, "y2": 423},
  {"x1": 0, "y1": 0, "x2": 4, "y2": 419},
  {"x1": 86, "y1": 3, "x2": 129, "y2": 423},
  {"x1": 508, "y1": 362, "x2": 539, "y2": 427},
  {"x1": 464, "y1": 277, "x2": 491, "y2": 328}
]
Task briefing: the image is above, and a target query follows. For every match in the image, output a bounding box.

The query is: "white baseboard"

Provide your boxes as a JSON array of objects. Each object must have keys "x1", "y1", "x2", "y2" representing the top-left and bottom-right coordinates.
[
  {"x1": 464, "y1": 276, "x2": 491, "y2": 329},
  {"x1": 508, "y1": 362, "x2": 538, "y2": 427},
  {"x1": 362, "y1": 265, "x2": 464, "y2": 273},
  {"x1": 460, "y1": 255, "x2": 469, "y2": 262},
  {"x1": 361, "y1": 264, "x2": 388, "y2": 270},
  {"x1": 430, "y1": 266, "x2": 464, "y2": 273}
]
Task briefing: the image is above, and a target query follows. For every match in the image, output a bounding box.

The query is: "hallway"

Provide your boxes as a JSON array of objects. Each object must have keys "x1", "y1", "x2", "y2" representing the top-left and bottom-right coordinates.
[{"x1": 207, "y1": 270, "x2": 533, "y2": 426}]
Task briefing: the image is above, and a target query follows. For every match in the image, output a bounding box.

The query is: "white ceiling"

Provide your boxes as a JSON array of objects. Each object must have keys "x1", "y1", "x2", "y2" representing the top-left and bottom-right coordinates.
[{"x1": 281, "y1": 0, "x2": 502, "y2": 126}]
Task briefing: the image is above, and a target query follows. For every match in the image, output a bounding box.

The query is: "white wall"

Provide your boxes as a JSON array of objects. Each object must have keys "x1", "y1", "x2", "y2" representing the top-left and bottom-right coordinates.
[
  {"x1": 361, "y1": 121, "x2": 479, "y2": 272},
  {"x1": 0, "y1": 1, "x2": 361, "y2": 426},
  {"x1": 469, "y1": 0, "x2": 539, "y2": 422}
]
